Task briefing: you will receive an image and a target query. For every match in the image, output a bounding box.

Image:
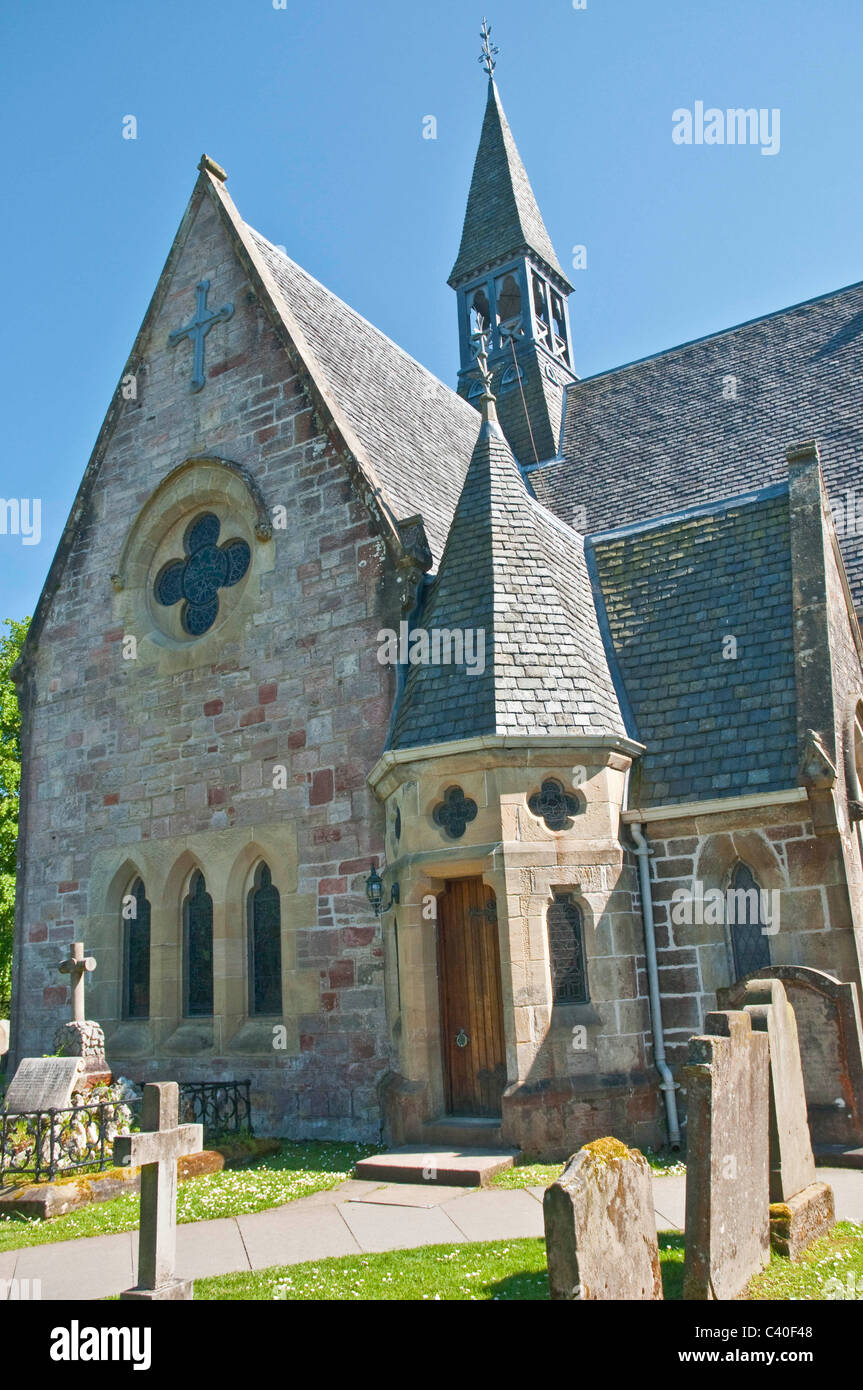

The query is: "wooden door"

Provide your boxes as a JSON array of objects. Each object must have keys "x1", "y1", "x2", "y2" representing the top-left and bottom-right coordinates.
[{"x1": 437, "y1": 877, "x2": 506, "y2": 1116}]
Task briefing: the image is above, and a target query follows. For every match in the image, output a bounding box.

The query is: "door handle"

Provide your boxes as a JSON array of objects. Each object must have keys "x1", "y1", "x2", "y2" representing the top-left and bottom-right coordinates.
[{"x1": 455, "y1": 1028, "x2": 469, "y2": 1048}]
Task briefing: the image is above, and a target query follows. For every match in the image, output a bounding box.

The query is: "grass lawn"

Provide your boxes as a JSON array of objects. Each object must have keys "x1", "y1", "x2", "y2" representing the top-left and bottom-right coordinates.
[
  {"x1": 491, "y1": 1147, "x2": 685, "y2": 1190},
  {"x1": 0, "y1": 1140, "x2": 377, "y2": 1253},
  {"x1": 190, "y1": 1222, "x2": 863, "y2": 1300}
]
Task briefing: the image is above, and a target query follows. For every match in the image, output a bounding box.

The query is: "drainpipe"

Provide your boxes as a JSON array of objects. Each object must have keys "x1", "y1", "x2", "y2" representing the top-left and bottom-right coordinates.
[{"x1": 630, "y1": 821, "x2": 681, "y2": 1148}]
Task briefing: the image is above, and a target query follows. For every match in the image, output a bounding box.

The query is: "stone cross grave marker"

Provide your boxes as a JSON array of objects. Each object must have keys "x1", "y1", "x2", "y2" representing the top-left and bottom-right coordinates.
[
  {"x1": 3, "y1": 1056, "x2": 82, "y2": 1114},
  {"x1": 543, "y1": 1136, "x2": 663, "y2": 1300},
  {"x1": 57, "y1": 942, "x2": 96, "y2": 1024},
  {"x1": 114, "y1": 1082, "x2": 203, "y2": 1300},
  {"x1": 682, "y1": 1010, "x2": 770, "y2": 1300}
]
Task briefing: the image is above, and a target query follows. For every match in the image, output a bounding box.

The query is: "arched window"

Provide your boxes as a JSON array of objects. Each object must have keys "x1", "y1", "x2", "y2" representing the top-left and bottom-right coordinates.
[
  {"x1": 469, "y1": 286, "x2": 490, "y2": 338},
  {"x1": 532, "y1": 272, "x2": 552, "y2": 348},
  {"x1": 183, "y1": 870, "x2": 214, "y2": 1017},
  {"x1": 728, "y1": 862, "x2": 771, "y2": 980},
  {"x1": 123, "y1": 878, "x2": 151, "y2": 1019},
  {"x1": 495, "y1": 272, "x2": 523, "y2": 340},
  {"x1": 247, "y1": 863, "x2": 282, "y2": 1016},
  {"x1": 547, "y1": 892, "x2": 588, "y2": 1003}
]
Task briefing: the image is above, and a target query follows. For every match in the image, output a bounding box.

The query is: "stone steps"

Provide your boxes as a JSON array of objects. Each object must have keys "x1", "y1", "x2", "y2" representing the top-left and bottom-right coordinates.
[
  {"x1": 422, "y1": 1114, "x2": 504, "y2": 1149},
  {"x1": 354, "y1": 1144, "x2": 519, "y2": 1187}
]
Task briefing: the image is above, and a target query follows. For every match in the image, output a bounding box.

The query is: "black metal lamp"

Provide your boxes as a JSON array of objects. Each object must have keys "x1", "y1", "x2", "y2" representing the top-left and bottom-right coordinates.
[
  {"x1": 365, "y1": 864, "x2": 383, "y2": 916},
  {"x1": 365, "y1": 863, "x2": 400, "y2": 917}
]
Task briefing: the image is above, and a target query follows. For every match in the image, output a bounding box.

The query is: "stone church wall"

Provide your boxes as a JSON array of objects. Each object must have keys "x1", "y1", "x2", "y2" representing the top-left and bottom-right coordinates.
[
  {"x1": 12, "y1": 188, "x2": 400, "y2": 1139},
  {"x1": 640, "y1": 799, "x2": 862, "y2": 1080}
]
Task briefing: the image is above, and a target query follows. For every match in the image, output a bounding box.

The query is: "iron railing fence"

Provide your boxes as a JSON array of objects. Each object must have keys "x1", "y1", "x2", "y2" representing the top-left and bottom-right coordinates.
[
  {"x1": 1, "y1": 1079, "x2": 253, "y2": 1187},
  {"x1": 178, "y1": 1080, "x2": 253, "y2": 1138},
  {"x1": 0, "y1": 1094, "x2": 142, "y2": 1187}
]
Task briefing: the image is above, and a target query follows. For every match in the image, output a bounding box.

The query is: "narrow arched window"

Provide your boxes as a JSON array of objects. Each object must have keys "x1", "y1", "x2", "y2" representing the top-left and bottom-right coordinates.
[
  {"x1": 469, "y1": 286, "x2": 490, "y2": 337},
  {"x1": 728, "y1": 862, "x2": 771, "y2": 979},
  {"x1": 123, "y1": 878, "x2": 151, "y2": 1019},
  {"x1": 495, "y1": 272, "x2": 523, "y2": 337},
  {"x1": 247, "y1": 863, "x2": 282, "y2": 1016},
  {"x1": 547, "y1": 892, "x2": 588, "y2": 1003},
  {"x1": 183, "y1": 870, "x2": 214, "y2": 1017}
]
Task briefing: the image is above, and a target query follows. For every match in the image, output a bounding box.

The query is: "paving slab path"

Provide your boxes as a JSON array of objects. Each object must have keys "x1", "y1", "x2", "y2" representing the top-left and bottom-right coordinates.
[{"x1": 1, "y1": 1167, "x2": 860, "y2": 1300}]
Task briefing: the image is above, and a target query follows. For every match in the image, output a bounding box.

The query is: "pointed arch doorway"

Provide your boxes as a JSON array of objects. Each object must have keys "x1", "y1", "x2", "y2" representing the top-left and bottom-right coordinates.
[{"x1": 437, "y1": 878, "x2": 506, "y2": 1116}]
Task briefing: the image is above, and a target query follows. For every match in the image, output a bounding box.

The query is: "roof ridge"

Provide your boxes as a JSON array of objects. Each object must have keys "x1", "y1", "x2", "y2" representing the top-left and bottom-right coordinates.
[
  {"x1": 246, "y1": 224, "x2": 476, "y2": 419},
  {"x1": 576, "y1": 276, "x2": 863, "y2": 385}
]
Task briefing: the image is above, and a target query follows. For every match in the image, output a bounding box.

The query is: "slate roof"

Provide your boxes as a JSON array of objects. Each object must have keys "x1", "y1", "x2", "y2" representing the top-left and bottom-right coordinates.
[
  {"x1": 248, "y1": 228, "x2": 480, "y2": 566},
  {"x1": 448, "y1": 79, "x2": 571, "y2": 291},
  {"x1": 390, "y1": 404, "x2": 627, "y2": 748},
  {"x1": 589, "y1": 486, "x2": 798, "y2": 806},
  {"x1": 530, "y1": 280, "x2": 863, "y2": 607}
]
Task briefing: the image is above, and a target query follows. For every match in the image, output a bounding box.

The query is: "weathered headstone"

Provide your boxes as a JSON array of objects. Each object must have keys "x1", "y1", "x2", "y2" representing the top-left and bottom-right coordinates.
[
  {"x1": 3, "y1": 1057, "x2": 82, "y2": 1114},
  {"x1": 114, "y1": 1082, "x2": 203, "y2": 1301},
  {"x1": 53, "y1": 942, "x2": 108, "y2": 1081},
  {"x1": 734, "y1": 977, "x2": 834, "y2": 1257},
  {"x1": 682, "y1": 1011, "x2": 770, "y2": 1300},
  {"x1": 543, "y1": 1136, "x2": 663, "y2": 1300},
  {"x1": 719, "y1": 965, "x2": 863, "y2": 1150}
]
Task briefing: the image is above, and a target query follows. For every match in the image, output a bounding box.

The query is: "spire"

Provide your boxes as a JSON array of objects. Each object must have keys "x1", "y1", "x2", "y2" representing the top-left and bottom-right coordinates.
[
  {"x1": 448, "y1": 71, "x2": 571, "y2": 291},
  {"x1": 389, "y1": 392, "x2": 626, "y2": 750}
]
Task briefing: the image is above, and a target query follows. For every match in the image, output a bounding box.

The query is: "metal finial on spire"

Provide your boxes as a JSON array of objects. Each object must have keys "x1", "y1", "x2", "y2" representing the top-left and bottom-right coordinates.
[
  {"x1": 478, "y1": 17, "x2": 499, "y2": 78},
  {"x1": 473, "y1": 332, "x2": 499, "y2": 424}
]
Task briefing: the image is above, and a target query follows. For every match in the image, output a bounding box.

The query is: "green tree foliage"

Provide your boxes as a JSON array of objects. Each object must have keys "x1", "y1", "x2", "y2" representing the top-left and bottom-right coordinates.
[{"x1": 0, "y1": 617, "x2": 29, "y2": 1016}]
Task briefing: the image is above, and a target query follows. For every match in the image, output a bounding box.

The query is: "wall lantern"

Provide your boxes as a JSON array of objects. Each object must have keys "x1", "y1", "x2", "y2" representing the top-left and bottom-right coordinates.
[{"x1": 365, "y1": 863, "x2": 400, "y2": 917}]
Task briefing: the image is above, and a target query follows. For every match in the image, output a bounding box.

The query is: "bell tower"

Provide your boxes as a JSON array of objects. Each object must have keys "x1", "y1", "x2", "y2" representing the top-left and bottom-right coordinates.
[{"x1": 449, "y1": 21, "x2": 576, "y2": 466}]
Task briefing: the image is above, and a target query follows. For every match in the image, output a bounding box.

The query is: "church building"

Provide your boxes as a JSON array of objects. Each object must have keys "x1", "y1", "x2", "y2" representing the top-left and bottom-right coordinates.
[{"x1": 10, "y1": 42, "x2": 863, "y2": 1158}]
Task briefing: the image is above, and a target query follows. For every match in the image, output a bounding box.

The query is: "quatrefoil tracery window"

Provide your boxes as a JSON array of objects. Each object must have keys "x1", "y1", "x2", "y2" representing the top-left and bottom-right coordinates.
[
  {"x1": 155, "y1": 512, "x2": 250, "y2": 636},
  {"x1": 528, "y1": 779, "x2": 582, "y2": 831},
  {"x1": 433, "y1": 786, "x2": 478, "y2": 840}
]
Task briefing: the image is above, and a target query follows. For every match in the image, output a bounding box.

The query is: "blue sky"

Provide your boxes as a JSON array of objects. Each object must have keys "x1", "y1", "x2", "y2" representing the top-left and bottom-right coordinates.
[{"x1": 2, "y1": 0, "x2": 862, "y2": 619}]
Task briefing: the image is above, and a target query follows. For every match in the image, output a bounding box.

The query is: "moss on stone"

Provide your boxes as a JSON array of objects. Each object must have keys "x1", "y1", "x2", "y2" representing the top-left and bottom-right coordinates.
[{"x1": 582, "y1": 1136, "x2": 631, "y2": 1165}]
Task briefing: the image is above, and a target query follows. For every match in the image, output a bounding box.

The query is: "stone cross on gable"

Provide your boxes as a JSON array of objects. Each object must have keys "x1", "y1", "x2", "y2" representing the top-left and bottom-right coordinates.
[
  {"x1": 57, "y1": 942, "x2": 96, "y2": 1024},
  {"x1": 115, "y1": 1082, "x2": 203, "y2": 1301},
  {"x1": 168, "y1": 279, "x2": 234, "y2": 392}
]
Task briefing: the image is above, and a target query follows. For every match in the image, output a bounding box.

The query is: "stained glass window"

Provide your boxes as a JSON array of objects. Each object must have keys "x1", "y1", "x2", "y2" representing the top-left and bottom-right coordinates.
[
  {"x1": 433, "y1": 786, "x2": 478, "y2": 840},
  {"x1": 248, "y1": 863, "x2": 282, "y2": 1016},
  {"x1": 124, "y1": 878, "x2": 151, "y2": 1020},
  {"x1": 729, "y1": 862, "x2": 771, "y2": 979},
  {"x1": 528, "y1": 779, "x2": 581, "y2": 831},
  {"x1": 183, "y1": 870, "x2": 214, "y2": 1017},
  {"x1": 155, "y1": 512, "x2": 250, "y2": 636},
  {"x1": 547, "y1": 893, "x2": 588, "y2": 1003}
]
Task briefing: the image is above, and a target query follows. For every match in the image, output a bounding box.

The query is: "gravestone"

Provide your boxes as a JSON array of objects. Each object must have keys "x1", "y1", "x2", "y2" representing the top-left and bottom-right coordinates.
[
  {"x1": 543, "y1": 1136, "x2": 663, "y2": 1300},
  {"x1": 3, "y1": 1057, "x2": 82, "y2": 1114},
  {"x1": 53, "y1": 943, "x2": 109, "y2": 1082},
  {"x1": 682, "y1": 1011, "x2": 770, "y2": 1300},
  {"x1": 0, "y1": 1020, "x2": 8, "y2": 1057},
  {"x1": 114, "y1": 1081, "x2": 203, "y2": 1300},
  {"x1": 724, "y1": 977, "x2": 835, "y2": 1257},
  {"x1": 719, "y1": 965, "x2": 863, "y2": 1151}
]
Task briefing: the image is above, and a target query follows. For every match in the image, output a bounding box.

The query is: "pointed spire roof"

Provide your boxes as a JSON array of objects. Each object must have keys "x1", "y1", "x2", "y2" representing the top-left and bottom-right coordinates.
[
  {"x1": 390, "y1": 384, "x2": 627, "y2": 749},
  {"x1": 449, "y1": 79, "x2": 572, "y2": 291}
]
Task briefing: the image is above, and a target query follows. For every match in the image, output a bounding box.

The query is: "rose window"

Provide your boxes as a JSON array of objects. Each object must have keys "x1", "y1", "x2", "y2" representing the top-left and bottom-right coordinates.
[{"x1": 155, "y1": 512, "x2": 250, "y2": 635}]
